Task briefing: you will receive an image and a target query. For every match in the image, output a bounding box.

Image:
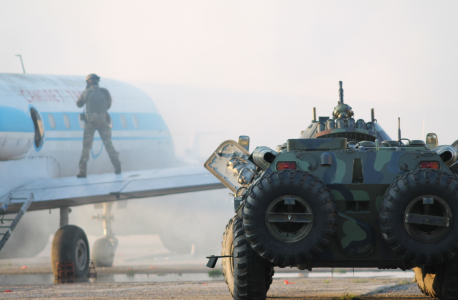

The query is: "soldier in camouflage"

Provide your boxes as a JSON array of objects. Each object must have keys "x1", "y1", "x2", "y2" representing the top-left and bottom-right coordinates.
[{"x1": 76, "y1": 74, "x2": 121, "y2": 178}]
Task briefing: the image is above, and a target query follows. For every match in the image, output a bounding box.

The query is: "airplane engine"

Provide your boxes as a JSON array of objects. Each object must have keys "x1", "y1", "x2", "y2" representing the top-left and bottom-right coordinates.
[{"x1": 0, "y1": 106, "x2": 35, "y2": 160}]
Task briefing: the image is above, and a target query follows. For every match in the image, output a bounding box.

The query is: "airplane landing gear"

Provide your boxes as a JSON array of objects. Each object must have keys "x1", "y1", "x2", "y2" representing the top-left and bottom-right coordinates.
[
  {"x1": 92, "y1": 237, "x2": 115, "y2": 267},
  {"x1": 51, "y1": 224, "x2": 90, "y2": 278},
  {"x1": 92, "y1": 202, "x2": 118, "y2": 267}
]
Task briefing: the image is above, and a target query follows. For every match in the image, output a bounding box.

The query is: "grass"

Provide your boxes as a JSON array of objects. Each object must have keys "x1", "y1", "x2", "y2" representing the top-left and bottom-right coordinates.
[
  {"x1": 334, "y1": 269, "x2": 347, "y2": 274},
  {"x1": 398, "y1": 279, "x2": 411, "y2": 285},
  {"x1": 331, "y1": 293, "x2": 361, "y2": 300},
  {"x1": 353, "y1": 279, "x2": 368, "y2": 283},
  {"x1": 208, "y1": 269, "x2": 223, "y2": 278},
  {"x1": 0, "y1": 263, "x2": 12, "y2": 266},
  {"x1": 324, "y1": 279, "x2": 330, "y2": 283}
]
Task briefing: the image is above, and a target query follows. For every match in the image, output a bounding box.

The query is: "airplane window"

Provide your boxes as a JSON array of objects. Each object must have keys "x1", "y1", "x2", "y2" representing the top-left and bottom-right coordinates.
[
  {"x1": 30, "y1": 108, "x2": 44, "y2": 148},
  {"x1": 132, "y1": 114, "x2": 139, "y2": 129},
  {"x1": 48, "y1": 114, "x2": 56, "y2": 129},
  {"x1": 63, "y1": 114, "x2": 71, "y2": 129},
  {"x1": 120, "y1": 114, "x2": 127, "y2": 129}
]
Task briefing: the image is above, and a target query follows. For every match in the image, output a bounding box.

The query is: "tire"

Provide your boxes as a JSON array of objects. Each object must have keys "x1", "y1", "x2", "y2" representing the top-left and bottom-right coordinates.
[
  {"x1": 414, "y1": 259, "x2": 458, "y2": 300},
  {"x1": 440, "y1": 258, "x2": 458, "y2": 299},
  {"x1": 92, "y1": 237, "x2": 115, "y2": 267},
  {"x1": 243, "y1": 170, "x2": 336, "y2": 267},
  {"x1": 266, "y1": 266, "x2": 275, "y2": 292},
  {"x1": 222, "y1": 216, "x2": 273, "y2": 300},
  {"x1": 414, "y1": 266, "x2": 439, "y2": 298},
  {"x1": 51, "y1": 225, "x2": 90, "y2": 278},
  {"x1": 380, "y1": 169, "x2": 458, "y2": 265}
]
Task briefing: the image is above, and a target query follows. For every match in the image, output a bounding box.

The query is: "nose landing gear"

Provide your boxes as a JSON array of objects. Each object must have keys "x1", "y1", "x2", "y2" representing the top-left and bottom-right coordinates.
[{"x1": 91, "y1": 202, "x2": 118, "y2": 267}]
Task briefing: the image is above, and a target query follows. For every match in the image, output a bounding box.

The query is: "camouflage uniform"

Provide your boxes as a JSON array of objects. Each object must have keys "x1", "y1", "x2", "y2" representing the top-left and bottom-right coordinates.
[{"x1": 77, "y1": 82, "x2": 121, "y2": 176}]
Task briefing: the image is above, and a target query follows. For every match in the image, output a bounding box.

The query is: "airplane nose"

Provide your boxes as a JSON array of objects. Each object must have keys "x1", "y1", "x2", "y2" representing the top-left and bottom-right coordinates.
[{"x1": 0, "y1": 106, "x2": 35, "y2": 160}]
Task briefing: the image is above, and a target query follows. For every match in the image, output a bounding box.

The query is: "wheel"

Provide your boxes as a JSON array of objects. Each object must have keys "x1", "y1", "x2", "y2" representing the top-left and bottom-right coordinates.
[
  {"x1": 222, "y1": 216, "x2": 273, "y2": 300},
  {"x1": 92, "y1": 237, "x2": 115, "y2": 267},
  {"x1": 51, "y1": 225, "x2": 90, "y2": 278},
  {"x1": 265, "y1": 265, "x2": 275, "y2": 292},
  {"x1": 243, "y1": 170, "x2": 337, "y2": 267},
  {"x1": 380, "y1": 169, "x2": 458, "y2": 265},
  {"x1": 440, "y1": 259, "x2": 458, "y2": 299},
  {"x1": 414, "y1": 266, "x2": 439, "y2": 298},
  {"x1": 414, "y1": 259, "x2": 458, "y2": 300}
]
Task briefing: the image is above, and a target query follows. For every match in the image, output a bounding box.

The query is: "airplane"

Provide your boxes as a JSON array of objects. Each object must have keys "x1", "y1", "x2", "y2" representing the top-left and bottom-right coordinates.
[{"x1": 0, "y1": 73, "x2": 225, "y2": 277}]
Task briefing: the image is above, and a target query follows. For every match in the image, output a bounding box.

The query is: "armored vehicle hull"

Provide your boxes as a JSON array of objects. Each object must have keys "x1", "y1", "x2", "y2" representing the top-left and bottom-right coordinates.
[{"x1": 205, "y1": 83, "x2": 458, "y2": 300}]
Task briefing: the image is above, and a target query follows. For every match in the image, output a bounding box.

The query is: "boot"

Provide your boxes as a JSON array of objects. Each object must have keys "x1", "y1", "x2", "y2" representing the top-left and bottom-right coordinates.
[
  {"x1": 77, "y1": 171, "x2": 87, "y2": 178},
  {"x1": 115, "y1": 165, "x2": 121, "y2": 175}
]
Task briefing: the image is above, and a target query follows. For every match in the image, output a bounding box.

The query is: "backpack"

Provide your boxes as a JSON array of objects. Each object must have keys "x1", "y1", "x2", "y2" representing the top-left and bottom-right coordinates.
[{"x1": 86, "y1": 87, "x2": 108, "y2": 113}]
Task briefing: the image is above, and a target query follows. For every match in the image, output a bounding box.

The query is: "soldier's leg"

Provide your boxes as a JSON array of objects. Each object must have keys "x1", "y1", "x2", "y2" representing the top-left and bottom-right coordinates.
[
  {"x1": 78, "y1": 122, "x2": 96, "y2": 176},
  {"x1": 98, "y1": 122, "x2": 121, "y2": 173}
]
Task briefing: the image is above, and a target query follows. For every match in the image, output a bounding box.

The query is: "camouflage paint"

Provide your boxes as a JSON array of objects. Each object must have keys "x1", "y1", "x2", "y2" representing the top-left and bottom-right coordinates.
[
  {"x1": 207, "y1": 97, "x2": 456, "y2": 270},
  {"x1": 263, "y1": 137, "x2": 451, "y2": 267}
]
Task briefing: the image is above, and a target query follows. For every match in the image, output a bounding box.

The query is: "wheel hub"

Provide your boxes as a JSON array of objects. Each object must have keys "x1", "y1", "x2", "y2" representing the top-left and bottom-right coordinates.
[
  {"x1": 265, "y1": 195, "x2": 313, "y2": 243},
  {"x1": 404, "y1": 195, "x2": 452, "y2": 243},
  {"x1": 75, "y1": 239, "x2": 87, "y2": 271}
]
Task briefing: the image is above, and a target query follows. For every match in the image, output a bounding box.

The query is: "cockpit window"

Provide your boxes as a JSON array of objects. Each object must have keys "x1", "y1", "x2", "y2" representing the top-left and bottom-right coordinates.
[{"x1": 30, "y1": 108, "x2": 44, "y2": 148}]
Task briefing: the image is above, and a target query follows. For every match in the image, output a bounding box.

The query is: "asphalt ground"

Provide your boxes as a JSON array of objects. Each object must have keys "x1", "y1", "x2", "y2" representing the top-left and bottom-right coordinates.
[
  {"x1": 0, "y1": 278, "x2": 428, "y2": 299},
  {"x1": 0, "y1": 234, "x2": 429, "y2": 299}
]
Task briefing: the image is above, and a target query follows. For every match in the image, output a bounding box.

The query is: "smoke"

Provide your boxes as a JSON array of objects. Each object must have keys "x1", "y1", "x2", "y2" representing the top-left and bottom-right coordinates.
[
  {"x1": 0, "y1": 210, "x2": 57, "y2": 259},
  {"x1": 2, "y1": 0, "x2": 458, "y2": 262}
]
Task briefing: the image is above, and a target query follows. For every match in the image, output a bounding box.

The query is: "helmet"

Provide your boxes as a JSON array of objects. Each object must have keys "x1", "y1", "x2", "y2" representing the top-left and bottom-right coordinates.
[{"x1": 86, "y1": 74, "x2": 100, "y2": 82}]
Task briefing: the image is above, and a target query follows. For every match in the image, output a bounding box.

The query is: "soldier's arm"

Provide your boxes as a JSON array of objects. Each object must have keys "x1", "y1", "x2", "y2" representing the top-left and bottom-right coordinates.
[
  {"x1": 76, "y1": 91, "x2": 87, "y2": 108},
  {"x1": 101, "y1": 88, "x2": 112, "y2": 110}
]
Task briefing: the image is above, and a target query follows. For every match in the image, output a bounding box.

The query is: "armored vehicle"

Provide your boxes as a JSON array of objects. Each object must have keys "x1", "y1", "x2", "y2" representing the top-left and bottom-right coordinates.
[{"x1": 205, "y1": 82, "x2": 458, "y2": 300}]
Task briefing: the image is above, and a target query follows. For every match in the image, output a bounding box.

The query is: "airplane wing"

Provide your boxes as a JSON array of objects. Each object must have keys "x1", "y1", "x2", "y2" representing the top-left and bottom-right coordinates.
[{"x1": 1, "y1": 166, "x2": 224, "y2": 212}]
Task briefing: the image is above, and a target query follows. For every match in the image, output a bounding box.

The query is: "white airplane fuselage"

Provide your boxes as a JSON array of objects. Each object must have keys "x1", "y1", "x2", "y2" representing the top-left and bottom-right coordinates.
[{"x1": 0, "y1": 74, "x2": 175, "y2": 199}]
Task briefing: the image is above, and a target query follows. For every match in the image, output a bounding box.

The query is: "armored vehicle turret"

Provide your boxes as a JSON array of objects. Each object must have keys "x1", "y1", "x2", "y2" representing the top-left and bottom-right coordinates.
[{"x1": 205, "y1": 82, "x2": 458, "y2": 300}]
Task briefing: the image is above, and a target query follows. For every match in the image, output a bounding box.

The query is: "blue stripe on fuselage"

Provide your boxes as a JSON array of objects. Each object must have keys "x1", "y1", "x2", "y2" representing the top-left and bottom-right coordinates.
[
  {"x1": 41, "y1": 112, "x2": 169, "y2": 132},
  {"x1": 46, "y1": 136, "x2": 172, "y2": 141}
]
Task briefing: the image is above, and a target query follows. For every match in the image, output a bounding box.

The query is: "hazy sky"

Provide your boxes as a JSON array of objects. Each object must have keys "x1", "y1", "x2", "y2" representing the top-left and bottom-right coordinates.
[{"x1": 1, "y1": 1, "x2": 458, "y2": 154}]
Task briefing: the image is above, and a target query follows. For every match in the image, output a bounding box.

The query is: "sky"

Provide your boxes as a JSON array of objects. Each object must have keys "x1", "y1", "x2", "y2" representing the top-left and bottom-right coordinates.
[{"x1": 1, "y1": 0, "x2": 458, "y2": 156}]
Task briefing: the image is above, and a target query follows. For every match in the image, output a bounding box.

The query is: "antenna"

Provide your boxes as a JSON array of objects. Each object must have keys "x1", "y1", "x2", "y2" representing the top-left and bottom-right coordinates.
[
  {"x1": 15, "y1": 55, "x2": 25, "y2": 74},
  {"x1": 398, "y1": 117, "x2": 401, "y2": 142},
  {"x1": 422, "y1": 116, "x2": 425, "y2": 141},
  {"x1": 371, "y1": 108, "x2": 375, "y2": 122},
  {"x1": 313, "y1": 107, "x2": 316, "y2": 122},
  {"x1": 339, "y1": 81, "x2": 344, "y2": 104}
]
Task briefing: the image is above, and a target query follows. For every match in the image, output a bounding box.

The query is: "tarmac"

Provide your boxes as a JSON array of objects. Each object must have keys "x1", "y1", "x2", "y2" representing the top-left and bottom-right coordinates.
[
  {"x1": 0, "y1": 278, "x2": 429, "y2": 299},
  {"x1": 0, "y1": 234, "x2": 429, "y2": 299}
]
